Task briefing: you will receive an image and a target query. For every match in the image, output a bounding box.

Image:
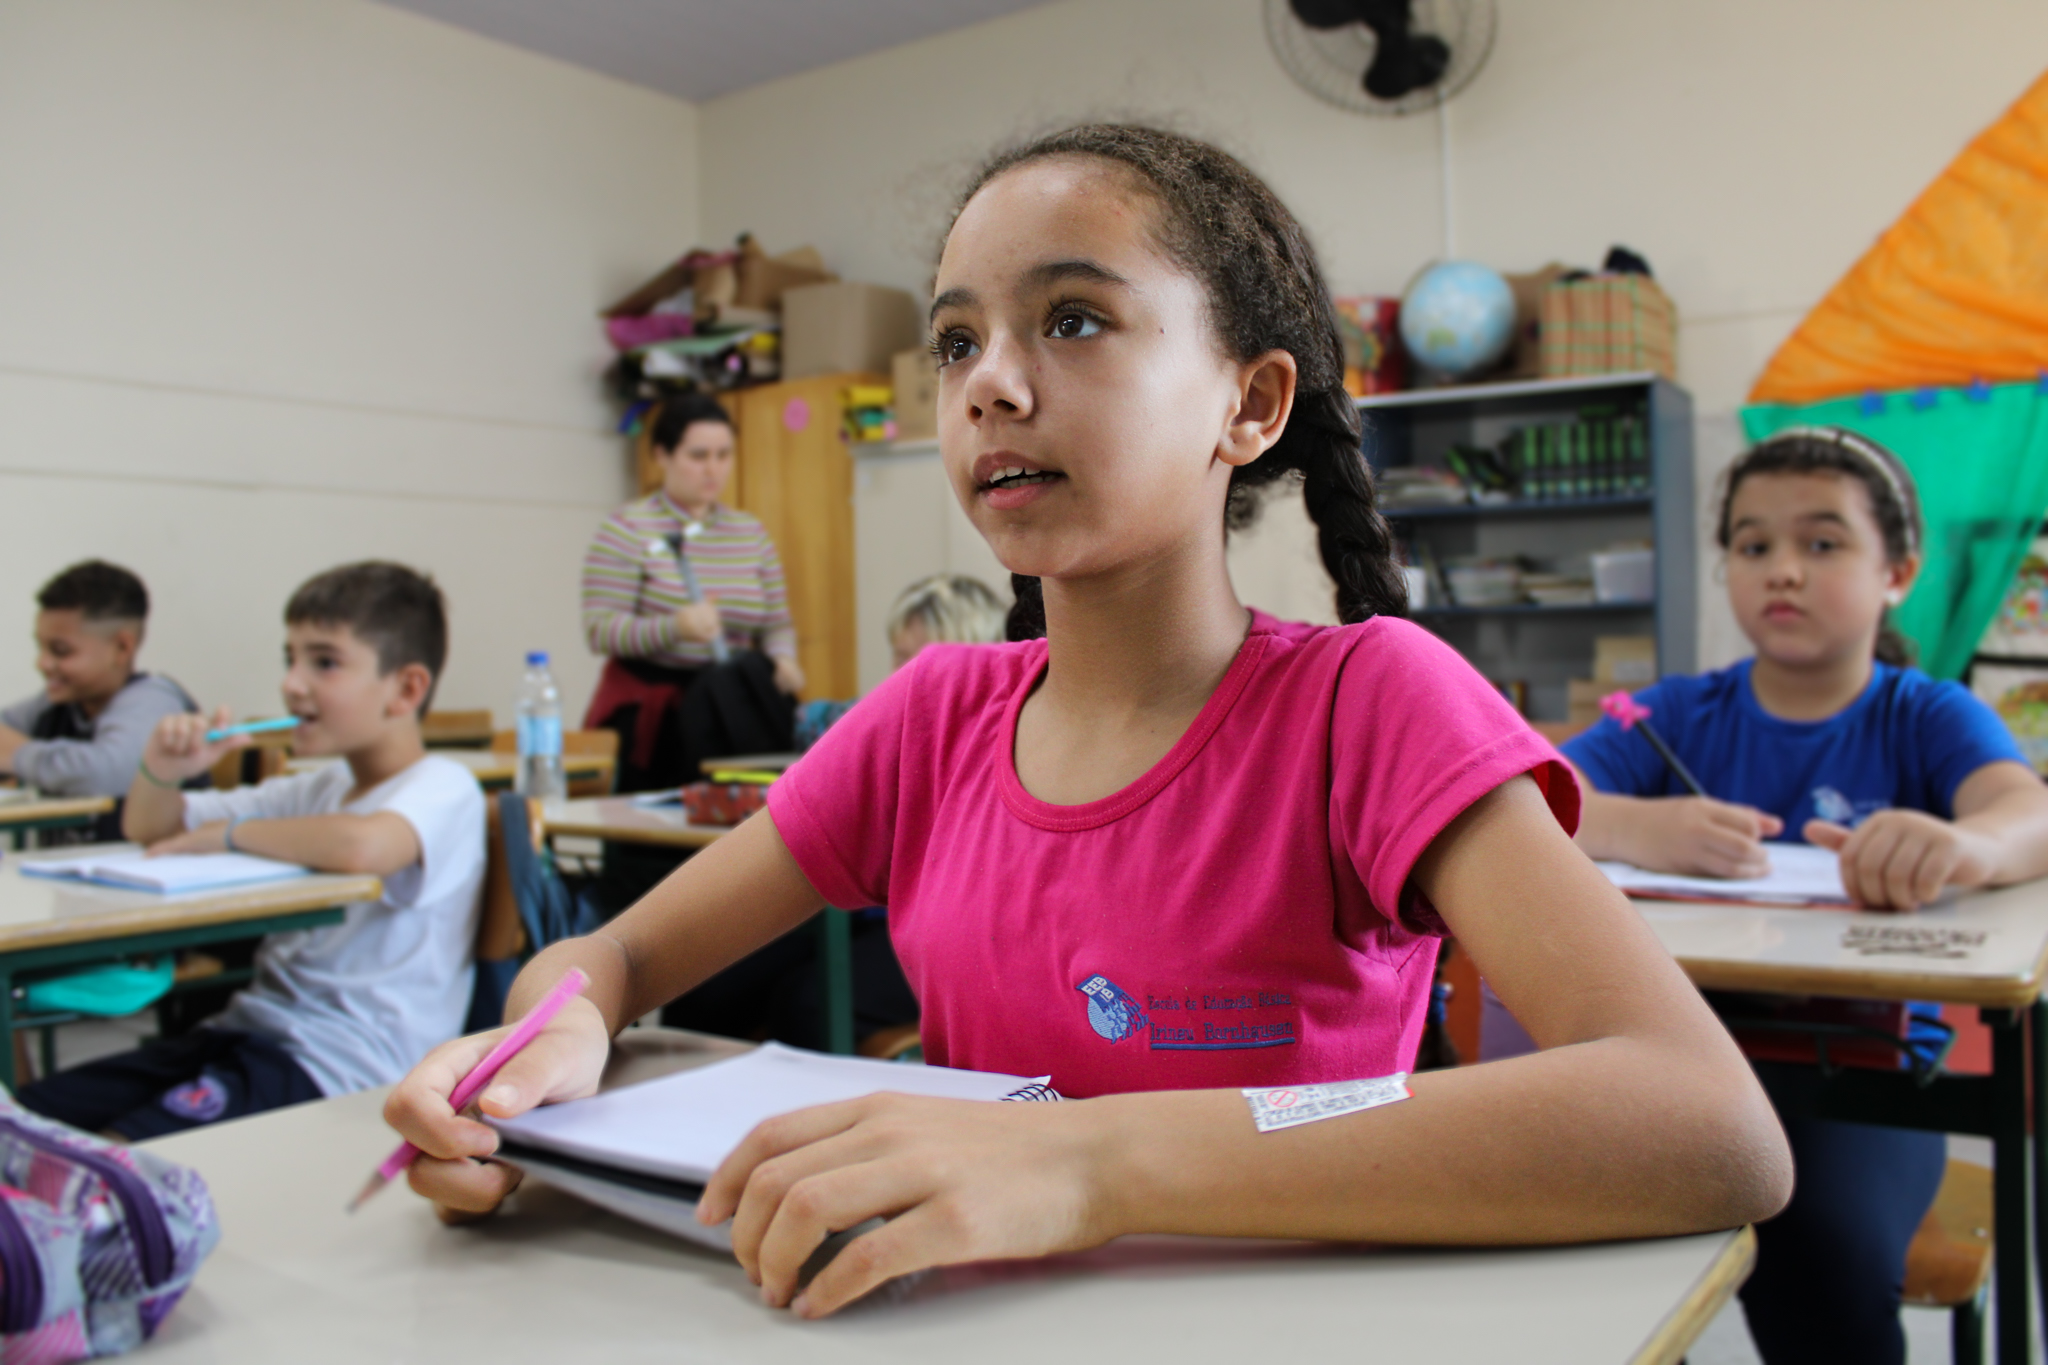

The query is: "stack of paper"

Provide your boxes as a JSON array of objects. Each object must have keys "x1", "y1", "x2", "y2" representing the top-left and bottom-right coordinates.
[
  {"x1": 1597, "y1": 843, "x2": 1849, "y2": 906},
  {"x1": 19, "y1": 850, "x2": 309, "y2": 895},
  {"x1": 488, "y1": 1044, "x2": 1048, "y2": 1248}
]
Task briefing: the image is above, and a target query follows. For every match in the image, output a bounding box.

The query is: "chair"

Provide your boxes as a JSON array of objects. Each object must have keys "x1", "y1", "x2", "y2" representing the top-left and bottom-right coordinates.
[
  {"x1": 465, "y1": 792, "x2": 604, "y2": 1032},
  {"x1": 1903, "y1": 1158, "x2": 1993, "y2": 1364},
  {"x1": 858, "y1": 1024, "x2": 922, "y2": 1064},
  {"x1": 489, "y1": 729, "x2": 619, "y2": 798},
  {"x1": 423, "y1": 710, "x2": 495, "y2": 749}
]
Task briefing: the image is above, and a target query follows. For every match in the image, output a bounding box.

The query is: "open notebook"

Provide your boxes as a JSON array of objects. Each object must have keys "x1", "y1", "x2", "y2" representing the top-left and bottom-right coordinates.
[
  {"x1": 487, "y1": 1044, "x2": 1052, "y2": 1249},
  {"x1": 1597, "y1": 843, "x2": 1851, "y2": 907},
  {"x1": 18, "y1": 850, "x2": 309, "y2": 895}
]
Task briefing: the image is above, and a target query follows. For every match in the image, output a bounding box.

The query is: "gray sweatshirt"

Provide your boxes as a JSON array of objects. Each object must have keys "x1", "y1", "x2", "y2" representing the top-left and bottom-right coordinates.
[{"x1": 2, "y1": 673, "x2": 197, "y2": 797}]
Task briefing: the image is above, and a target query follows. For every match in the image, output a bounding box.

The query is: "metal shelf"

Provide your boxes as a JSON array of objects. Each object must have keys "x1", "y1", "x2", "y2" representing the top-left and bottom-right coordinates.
[
  {"x1": 1355, "y1": 371, "x2": 1664, "y2": 412},
  {"x1": 1413, "y1": 601, "x2": 1654, "y2": 619},
  {"x1": 1385, "y1": 495, "x2": 1653, "y2": 521}
]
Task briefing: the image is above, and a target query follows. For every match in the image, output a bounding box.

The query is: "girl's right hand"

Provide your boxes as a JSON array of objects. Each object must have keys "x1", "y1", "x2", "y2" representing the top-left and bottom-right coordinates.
[
  {"x1": 1625, "y1": 797, "x2": 1785, "y2": 879},
  {"x1": 143, "y1": 707, "x2": 248, "y2": 783},
  {"x1": 381, "y1": 994, "x2": 613, "y2": 1216}
]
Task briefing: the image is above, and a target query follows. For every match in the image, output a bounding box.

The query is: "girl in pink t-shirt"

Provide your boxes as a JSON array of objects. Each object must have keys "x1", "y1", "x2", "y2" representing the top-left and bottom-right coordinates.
[{"x1": 389, "y1": 124, "x2": 1789, "y2": 1316}]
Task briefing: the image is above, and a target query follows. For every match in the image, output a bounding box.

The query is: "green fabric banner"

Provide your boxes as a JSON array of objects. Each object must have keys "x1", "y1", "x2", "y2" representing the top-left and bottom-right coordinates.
[{"x1": 1741, "y1": 383, "x2": 2048, "y2": 680}]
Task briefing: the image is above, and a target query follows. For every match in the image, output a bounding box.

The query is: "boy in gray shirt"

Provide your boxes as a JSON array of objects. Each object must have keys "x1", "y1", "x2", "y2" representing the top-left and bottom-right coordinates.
[{"x1": 0, "y1": 561, "x2": 194, "y2": 797}]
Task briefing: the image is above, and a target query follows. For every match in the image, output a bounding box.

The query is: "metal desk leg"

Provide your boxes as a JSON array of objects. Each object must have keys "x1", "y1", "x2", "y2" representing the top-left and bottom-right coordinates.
[
  {"x1": 819, "y1": 909, "x2": 854, "y2": 1056},
  {"x1": 1989, "y1": 1007, "x2": 2032, "y2": 1365},
  {"x1": 2034, "y1": 999, "x2": 2048, "y2": 1357},
  {"x1": 0, "y1": 967, "x2": 17, "y2": 1092}
]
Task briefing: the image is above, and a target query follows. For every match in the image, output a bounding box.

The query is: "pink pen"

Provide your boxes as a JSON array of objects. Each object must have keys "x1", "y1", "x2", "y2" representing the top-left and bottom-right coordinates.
[{"x1": 346, "y1": 967, "x2": 590, "y2": 1212}]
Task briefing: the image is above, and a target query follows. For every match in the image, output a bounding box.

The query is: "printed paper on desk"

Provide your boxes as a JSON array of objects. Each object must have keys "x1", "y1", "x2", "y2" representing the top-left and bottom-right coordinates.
[
  {"x1": 487, "y1": 1044, "x2": 1050, "y2": 1186},
  {"x1": 1597, "y1": 843, "x2": 1851, "y2": 907}
]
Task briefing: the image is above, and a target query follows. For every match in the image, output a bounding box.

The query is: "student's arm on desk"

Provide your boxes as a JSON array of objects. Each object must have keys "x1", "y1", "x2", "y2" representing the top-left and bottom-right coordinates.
[
  {"x1": 0, "y1": 723, "x2": 25, "y2": 774},
  {"x1": 1806, "y1": 759, "x2": 2048, "y2": 910},
  {"x1": 1569, "y1": 762, "x2": 1783, "y2": 879},
  {"x1": 386, "y1": 778, "x2": 1792, "y2": 1318}
]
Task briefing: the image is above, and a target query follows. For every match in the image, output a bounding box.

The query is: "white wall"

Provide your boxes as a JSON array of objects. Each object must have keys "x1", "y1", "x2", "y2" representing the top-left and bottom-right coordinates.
[
  {"x1": 699, "y1": 0, "x2": 2048, "y2": 673},
  {"x1": 0, "y1": 0, "x2": 699, "y2": 725}
]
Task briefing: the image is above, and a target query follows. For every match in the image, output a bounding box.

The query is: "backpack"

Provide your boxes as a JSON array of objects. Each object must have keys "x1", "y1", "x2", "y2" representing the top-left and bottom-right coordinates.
[{"x1": 0, "y1": 1091, "x2": 218, "y2": 1360}]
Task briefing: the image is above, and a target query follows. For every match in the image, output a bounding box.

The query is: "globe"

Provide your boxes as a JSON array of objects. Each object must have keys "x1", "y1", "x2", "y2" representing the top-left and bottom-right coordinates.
[{"x1": 1399, "y1": 261, "x2": 1516, "y2": 380}]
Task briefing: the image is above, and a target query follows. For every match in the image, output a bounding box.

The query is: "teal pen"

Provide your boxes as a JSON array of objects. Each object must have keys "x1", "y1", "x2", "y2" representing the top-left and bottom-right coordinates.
[{"x1": 205, "y1": 716, "x2": 301, "y2": 742}]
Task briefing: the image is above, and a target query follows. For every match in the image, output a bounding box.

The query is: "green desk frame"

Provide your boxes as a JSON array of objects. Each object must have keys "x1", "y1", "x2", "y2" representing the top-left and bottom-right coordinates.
[
  {"x1": 0, "y1": 907, "x2": 346, "y2": 1090},
  {"x1": 3, "y1": 811, "x2": 101, "y2": 852}
]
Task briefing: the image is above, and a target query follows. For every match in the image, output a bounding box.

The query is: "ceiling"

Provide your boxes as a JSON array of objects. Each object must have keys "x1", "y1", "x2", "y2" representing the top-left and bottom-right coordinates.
[{"x1": 377, "y1": 0, "x2": 1058, "y2": 103}]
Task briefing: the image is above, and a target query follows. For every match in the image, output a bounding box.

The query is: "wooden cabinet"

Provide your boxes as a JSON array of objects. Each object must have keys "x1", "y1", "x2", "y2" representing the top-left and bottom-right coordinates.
[{"x1": 637, "y1": 375, "x2": 876, "y2": 702}]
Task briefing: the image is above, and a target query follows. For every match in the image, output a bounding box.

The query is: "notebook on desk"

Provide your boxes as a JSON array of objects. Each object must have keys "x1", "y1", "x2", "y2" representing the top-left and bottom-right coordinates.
[
  {"x1": 488, "y1": 1044, "x2": 1053, "y2": 1248},
  {"x1": 19, "y1": 850, "x2": 310, "y2": 895},
  {"x1": 1598, "y1": 843, "x2": 1851, "y2": 907}
]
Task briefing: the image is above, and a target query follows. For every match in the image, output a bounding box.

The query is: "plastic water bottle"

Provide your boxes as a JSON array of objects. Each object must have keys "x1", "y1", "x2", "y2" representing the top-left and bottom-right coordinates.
[{"x1": 515, "y1": 650, "x2": 565, "y2": 801}]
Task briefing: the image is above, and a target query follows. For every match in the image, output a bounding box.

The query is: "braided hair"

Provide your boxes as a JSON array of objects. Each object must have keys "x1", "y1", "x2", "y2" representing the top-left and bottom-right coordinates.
[
  {"x1": 1716, "y1": 426, "x2": 1923, "y2": 666},
  {"x1": 945, "y1": 125, "x2": 1408, "y2": 641}
]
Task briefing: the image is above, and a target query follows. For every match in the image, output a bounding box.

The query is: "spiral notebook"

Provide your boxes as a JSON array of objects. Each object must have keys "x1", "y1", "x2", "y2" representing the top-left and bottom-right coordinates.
[{"x1": 488, "y1": 1044, "x2": 1053, "y2": 1248}]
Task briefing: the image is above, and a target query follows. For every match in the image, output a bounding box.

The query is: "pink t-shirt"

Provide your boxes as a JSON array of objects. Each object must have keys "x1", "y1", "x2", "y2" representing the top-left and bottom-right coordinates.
[{"x1": 769, "y1": 611, "x2": 1575, "y2": 1098}]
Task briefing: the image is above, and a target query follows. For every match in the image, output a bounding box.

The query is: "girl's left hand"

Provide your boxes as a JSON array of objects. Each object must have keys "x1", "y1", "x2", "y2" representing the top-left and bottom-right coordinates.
[
  {"x1": 697, "y1": 1093, "x2": 1116, "y2": 1317},
  {"x1": 145, "y1": 821, "x2": 230, "y2": 857},
  {"x1": 1805, "y1": 811, "x2": 1996, "y2": 910},
  {"x1": 771, "y1": 655, "x2": 806, "y2": 697}
]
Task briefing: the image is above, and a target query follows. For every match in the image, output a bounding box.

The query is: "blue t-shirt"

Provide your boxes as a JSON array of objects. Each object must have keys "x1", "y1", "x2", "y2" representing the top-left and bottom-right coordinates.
[{"x1": 1562, "y1": 659, "x2": 2023, "y2": 830}]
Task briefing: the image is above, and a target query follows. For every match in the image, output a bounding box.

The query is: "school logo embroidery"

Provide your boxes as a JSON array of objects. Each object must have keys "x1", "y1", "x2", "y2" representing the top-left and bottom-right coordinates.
[
  {"x1": 1813, "y1": 786, "x2": 1889, "y2": 828},
  {"x1": 159, "y1": 1073, "x2": 230, "y2": 1123},
  {"x1": 1076, "y1": 975, "x2": 1148, "y2": 1043}
]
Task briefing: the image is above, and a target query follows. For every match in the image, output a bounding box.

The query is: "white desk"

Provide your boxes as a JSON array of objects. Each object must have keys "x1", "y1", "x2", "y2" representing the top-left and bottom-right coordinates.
[
  {"x1": 0, "y1": 792, "x2": 113, "y2": 847},
  {"x1": 539, "y1": 796, "x2": 729, "y2": 850},
  {"x1": 0, "y1": 849, "x2": 380, "y2": 1088},
  {"x1": 135, "y1": 1030, "x2": 1748, "y2": 1364},
  {"x1": 1639, "y1": 882, "x2": 2048, "y2": 1365}
]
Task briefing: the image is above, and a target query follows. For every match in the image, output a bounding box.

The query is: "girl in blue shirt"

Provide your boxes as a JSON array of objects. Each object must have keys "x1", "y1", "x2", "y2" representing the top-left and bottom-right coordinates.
[{"x1": 1566, "y1": 426, "x2": 2048, "y2": 1364}]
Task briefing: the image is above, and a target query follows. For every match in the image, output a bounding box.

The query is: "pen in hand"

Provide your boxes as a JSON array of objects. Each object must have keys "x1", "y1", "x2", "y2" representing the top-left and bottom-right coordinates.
[{"x1": 347, "y1": 968, "x2": 590, "y2": 1212}]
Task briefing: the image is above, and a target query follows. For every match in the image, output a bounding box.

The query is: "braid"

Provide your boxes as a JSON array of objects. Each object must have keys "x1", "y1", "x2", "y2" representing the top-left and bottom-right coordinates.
[
  {"x1": 1006, "y1": 573, "x2": 1048, "y2": 642},
  {"x1": 956, "y1": 125, "x2": 1408, "y2": 627}
]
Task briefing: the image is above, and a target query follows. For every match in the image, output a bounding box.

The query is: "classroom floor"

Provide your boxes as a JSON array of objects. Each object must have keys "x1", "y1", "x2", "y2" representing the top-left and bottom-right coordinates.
[{"x1": 38, "y1": 1019, "x2": 2033, "y2": 1363}]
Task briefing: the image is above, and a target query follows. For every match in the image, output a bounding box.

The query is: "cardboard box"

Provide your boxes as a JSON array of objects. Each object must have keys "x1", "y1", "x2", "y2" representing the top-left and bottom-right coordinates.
[
  {"x1": 782, "y1": 282, "x2": 922, "y2": 381},
  {"x1": 1594, "y1": 635, "x2": 1658, "y2": 687},
  {"x1": 1568, "y1": 679, "x2": 1606, "y2": 731},
  {"x1": 892, "y1": 348, "x2": 939, "y2": 441}
]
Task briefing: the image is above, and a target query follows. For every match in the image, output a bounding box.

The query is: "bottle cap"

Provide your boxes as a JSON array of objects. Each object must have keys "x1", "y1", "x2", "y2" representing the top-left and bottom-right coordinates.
[{"x1": 526, "y1": 650, "x2": 549, "y2": 666}]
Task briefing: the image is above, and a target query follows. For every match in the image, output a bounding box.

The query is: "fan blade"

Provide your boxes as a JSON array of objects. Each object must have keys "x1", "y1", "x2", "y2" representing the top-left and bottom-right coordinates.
[
  {"x1": 1288, "y1": 0, "x2": 1365, "y2": 29},
  {"x1": 1364, "y1": 32, "x2": 1450, "y2": 100}
]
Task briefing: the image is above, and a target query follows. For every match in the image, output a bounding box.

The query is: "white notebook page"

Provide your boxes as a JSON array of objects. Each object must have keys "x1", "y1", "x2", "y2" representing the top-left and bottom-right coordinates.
[
  {"x1": 488, "y1": 1043, "x2": 1043, "y2": 1185},
  {"x1": 1597, "y1": 842, "x2": 1849, "y2": 906}
]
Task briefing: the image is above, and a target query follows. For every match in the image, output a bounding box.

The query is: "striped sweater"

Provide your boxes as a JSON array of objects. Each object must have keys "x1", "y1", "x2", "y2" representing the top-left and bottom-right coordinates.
[{"x1": 581, "y1": 493, "x2": 797, "y2": 668}]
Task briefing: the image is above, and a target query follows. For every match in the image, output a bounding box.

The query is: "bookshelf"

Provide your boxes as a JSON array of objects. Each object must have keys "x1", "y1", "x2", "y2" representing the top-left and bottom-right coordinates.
[{"x1": 1360, "y1": 372, "x2": 1695, "y2": 723}]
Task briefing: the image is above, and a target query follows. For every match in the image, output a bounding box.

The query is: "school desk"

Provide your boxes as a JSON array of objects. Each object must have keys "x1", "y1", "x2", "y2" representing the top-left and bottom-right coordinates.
[
  {"x1": 1638, "y1": 879, "x2": 2048, "y2": 1365},
  {"x1": 699, "y1": 751, "x2": 800, "y2": 775},
  {"x1": 133, "y1": 1027, "x2": 1752, "y2": 1365},
  {"x1": 286, "y1": 749, "x2": 614, "y2": 792},
  {"x1": 0, "y1": 848, "x2": 379, "y2": 1089},
  {"x1": 536, "y1": 800, "x2": 859, "y2": 1056},
  {"x1": 0, "y1": 793, "x2": 114, "y2": 849}
]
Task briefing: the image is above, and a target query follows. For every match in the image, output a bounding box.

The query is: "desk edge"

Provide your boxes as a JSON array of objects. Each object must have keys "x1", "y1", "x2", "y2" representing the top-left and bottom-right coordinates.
[
  {"x1": 1677, "y1": 956, "x2": 2047, "y2": 1008},
  {"x1": 1629, "y1": 1225, "x2": 1756, "y2": 1365}
]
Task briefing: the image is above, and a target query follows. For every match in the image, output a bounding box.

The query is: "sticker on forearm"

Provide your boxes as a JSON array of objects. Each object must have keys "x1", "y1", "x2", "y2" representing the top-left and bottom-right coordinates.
[{"x1": 1243, "y1": 1075, "x2": 1411, "y2": 1133}]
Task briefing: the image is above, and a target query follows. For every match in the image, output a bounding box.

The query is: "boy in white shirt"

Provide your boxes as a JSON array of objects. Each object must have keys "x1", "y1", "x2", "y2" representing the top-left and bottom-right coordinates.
[{"x1": 18, "y1": 562, "x2": 485, "y2": 1138}]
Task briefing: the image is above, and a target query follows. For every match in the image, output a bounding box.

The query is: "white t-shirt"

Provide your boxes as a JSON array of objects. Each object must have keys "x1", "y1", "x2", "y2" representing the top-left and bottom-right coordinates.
[{"x1": 183, "y1": 754, "x2": 485, "y2": 1095}]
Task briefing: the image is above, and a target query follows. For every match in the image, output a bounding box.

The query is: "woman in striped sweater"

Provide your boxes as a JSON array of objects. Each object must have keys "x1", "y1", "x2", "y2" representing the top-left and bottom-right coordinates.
[{"x1": 581, "y1": 394, "x2": 803, "y2": 791}]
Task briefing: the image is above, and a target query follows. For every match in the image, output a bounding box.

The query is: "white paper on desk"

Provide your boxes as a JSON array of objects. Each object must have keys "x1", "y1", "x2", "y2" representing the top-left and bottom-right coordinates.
[
  {"x1": 18, "y1": 850, "x2": 309, "y2": 895},
  {"x1": 488, "y1": 1043, "x2": 1047, "y2": 1185},
  {"x1": 1597, "y1": 843, "x2": 1849, "y2": 906}
]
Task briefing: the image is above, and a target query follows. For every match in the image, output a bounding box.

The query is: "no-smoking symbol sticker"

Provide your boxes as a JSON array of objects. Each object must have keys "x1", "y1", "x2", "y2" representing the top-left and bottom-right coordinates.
[{"x1": 1267, "y1": 1090, "x2": 1299, "y2": 1109}]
